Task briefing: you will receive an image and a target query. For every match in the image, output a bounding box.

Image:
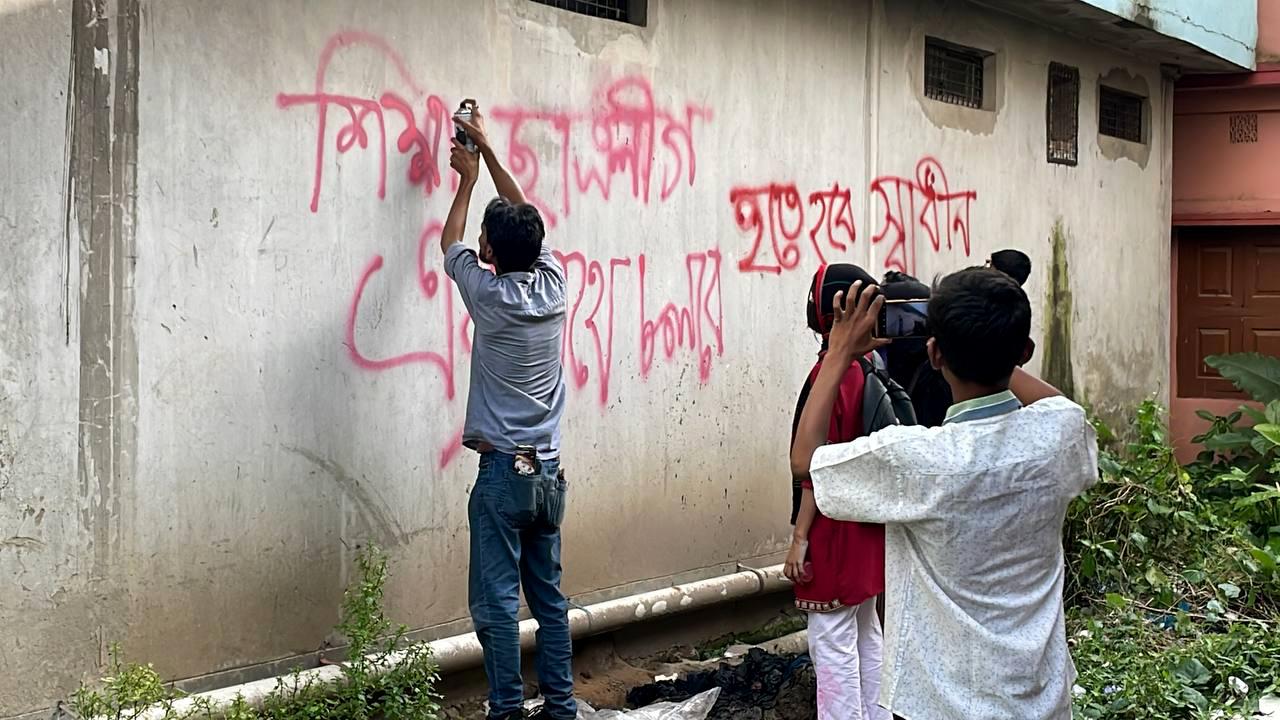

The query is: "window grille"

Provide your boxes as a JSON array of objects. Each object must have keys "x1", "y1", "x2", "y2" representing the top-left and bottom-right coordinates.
[
  {"x1": 1099, "y1": 86, "x2": 1144, "y2": 143},
  {"x1": 1046, "y1": 63, "x2": 1080, "y2": 166},
  {"x1": 924, "y1": 38, "x2": 988, "y2": 109},
  {"x1": 529, "y1": 0, "x2": 645, "y2": 25}
]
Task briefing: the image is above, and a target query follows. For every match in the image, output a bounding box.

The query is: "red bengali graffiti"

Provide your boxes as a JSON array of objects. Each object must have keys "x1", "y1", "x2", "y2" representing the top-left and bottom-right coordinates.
[
  {"x1": 731, "y1": 182, "x2": 862, "y2": 274},
  {"x1": 276, "y1": 31, "x2": 453, "y2": 213},
  {"x1": 808, "y1": 183, "x2": 857, "y2": 254},
  {"x1": 556, "y1": 252, "x2": 633, "y2": 407},
  {"x1": 283, "y1": 32, "x2": 723, "y2": 470},
  {"x1": 344, "y1": 221, "x2": 465, "y2": 395},
  {"x1": 729, "y1": 160, "x2": 977, "y2": 275},
  {"x1": 492, "y1": 78, "x2": 711, "y2": 228},
  {"x1": 870, "y1": 157, "x2": 977, "y2": 274},
  {"x1": 278, "y1": 32, "x2": 711, "y2": 223},
  {"x1": 730, "y1": 184, "x2": 806, "y2": 274},
  {"x1": 639, "y1": 249, "x2": 725, "y2": 383}
]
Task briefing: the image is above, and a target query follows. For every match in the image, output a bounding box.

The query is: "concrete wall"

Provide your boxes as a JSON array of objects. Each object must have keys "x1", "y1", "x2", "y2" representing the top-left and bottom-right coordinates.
[
  {"x1": 1079, "y1": 0, "x2": 1258, "y2": 69},
  {"x1": 1, "y1": 0, "x2": 1172, "y2": 715}
]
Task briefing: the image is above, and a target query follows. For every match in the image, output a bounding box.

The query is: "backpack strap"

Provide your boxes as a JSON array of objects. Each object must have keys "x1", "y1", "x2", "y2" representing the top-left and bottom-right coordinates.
[
  {"x1": 788, "y1": 372, "x2": 817, "y2": 526},
  {"x1": 862, "y1": 357, "x2": 920, "y2": 431},
  {"x1": 907, "y1": 359, "x2": 932, "y2": 396}
]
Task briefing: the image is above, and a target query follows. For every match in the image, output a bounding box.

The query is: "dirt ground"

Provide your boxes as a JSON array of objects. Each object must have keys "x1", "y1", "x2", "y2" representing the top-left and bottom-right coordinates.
[
  {"x1": 440, "y1": 647, "x2": 816, "y2": 720},
  {"x1": 439, "y1": 652, "x2": 656, "y2": 719},
  {"x1": 626, "y1": 648, "x2": 816, "y2": 720}
]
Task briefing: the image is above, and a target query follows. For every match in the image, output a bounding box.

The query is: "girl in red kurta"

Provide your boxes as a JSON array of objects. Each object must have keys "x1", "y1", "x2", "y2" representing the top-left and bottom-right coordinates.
[{"x1": 785, "y1": 264, "x2": 889, "y2": 720}]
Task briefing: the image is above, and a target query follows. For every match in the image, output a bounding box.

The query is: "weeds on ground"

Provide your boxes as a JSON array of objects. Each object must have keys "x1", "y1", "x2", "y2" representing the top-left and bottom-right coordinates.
[
  {"x1": 69, "y1": 546, "x2": 441, "y2": 720},
  {"x1": 1066, "y1": 352, "x2": 1280, "y2": 719},
  {"x1": 696, "y1": 609, "x2": 808, "y2": 660}
]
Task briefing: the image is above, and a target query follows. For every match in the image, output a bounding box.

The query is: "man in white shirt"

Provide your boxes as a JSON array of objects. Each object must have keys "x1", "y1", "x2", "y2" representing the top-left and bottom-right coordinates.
[{"x1": 791, "y1": 268, "x2": 1098, "y2": 720}]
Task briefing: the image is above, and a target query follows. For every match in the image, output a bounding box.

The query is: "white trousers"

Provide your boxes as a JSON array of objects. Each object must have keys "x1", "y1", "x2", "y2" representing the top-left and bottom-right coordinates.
[{"x1": 808, "y1": 598, "x2": 891, "y2": 720}]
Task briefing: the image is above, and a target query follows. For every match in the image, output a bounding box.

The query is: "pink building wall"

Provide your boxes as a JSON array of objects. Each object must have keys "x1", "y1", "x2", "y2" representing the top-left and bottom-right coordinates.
[
  {"x1": 1260, "y1": 0, "x2": 1280, "y2": 61},
  {"x1": 1170, "y1": 5, "x2": 1280, "y2": 460}
]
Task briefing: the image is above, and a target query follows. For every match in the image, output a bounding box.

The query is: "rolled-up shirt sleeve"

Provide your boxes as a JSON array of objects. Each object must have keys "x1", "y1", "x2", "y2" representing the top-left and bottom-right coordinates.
[
  {"x1": 809, "y1": 425, "x2": 937, "y2": 525},
  {"x1": 443, "y1": 242, "x2": 493, "y2": 313}
]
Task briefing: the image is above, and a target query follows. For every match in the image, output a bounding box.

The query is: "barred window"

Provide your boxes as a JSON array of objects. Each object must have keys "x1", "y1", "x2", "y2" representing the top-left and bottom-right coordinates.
[
  {"x1": 1046, "y1": 63, "x2": 1080, "y2": 165},
  {"x1": 924, "y1": 38, "x2": 989, "y2": 109},
  {"x1": 529, "y1": 0, "x2": 646, "y2": 26},
  {"x1": 1099, "y1": 86, "x2": 1144, "y2": 143}
]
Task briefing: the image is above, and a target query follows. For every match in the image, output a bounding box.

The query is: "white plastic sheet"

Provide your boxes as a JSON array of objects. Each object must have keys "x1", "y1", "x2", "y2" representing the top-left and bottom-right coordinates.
[
  {"x1": 575, "y1": 688, "x2": 720, "y2": 720},
  {"x1": 506, "y1": 687, "x2": 720, "y2": 720}
]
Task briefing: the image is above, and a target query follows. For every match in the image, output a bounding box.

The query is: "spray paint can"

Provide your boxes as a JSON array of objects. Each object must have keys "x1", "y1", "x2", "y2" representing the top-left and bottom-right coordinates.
[{"x1": 453, "y1": 101, "x2": 477, "y2": 152}]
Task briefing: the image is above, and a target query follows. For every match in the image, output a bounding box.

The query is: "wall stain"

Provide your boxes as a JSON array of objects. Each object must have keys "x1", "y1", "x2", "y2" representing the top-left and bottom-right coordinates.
[
  {"x1": 66, "y1": 0, "x2": 141, "y2": 682},
  {"x1": 1, "y1": 536, "x2": 46, "y2": 551},
  {"x1": 1042, "y1": 219, "x2": 1076, "y2": 400},
  {"x1": 283, "y1": 445, "x2": 414, "y2": 549}
]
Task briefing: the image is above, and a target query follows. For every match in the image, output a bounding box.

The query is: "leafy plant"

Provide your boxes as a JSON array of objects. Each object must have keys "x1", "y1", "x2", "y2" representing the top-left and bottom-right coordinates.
[
  {"x1": 69, "y1": 645, "x2": 182, "y2": 719},
  {"x1": 1067, "y1": 400, "x2": 1280, "y2": 719},
  {"x1": 1196, "y1": 354, "x2": 1280, "y2": 477},
  {"x1": 1206, "y1": 353, "x2": 1280, "y2": 405},
  {"x1": 70, "y1": 546, "x2": 441, "y2": 720}
]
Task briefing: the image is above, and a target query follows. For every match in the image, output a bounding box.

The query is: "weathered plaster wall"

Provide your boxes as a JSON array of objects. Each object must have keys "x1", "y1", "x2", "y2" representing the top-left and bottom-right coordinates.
[
  {"x1": 876, "y1": 0, "x2": 1172, "y2": 419},
  {"x1": 1, "y1": 0, "x2": 1171, "y2": 714},
  {"x1": 1079, "y1": 0, "x2": 1258, "y2": 69}
]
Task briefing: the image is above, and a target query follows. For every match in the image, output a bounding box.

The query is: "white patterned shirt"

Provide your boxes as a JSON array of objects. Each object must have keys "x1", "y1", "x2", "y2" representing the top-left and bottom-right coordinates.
[{"x1": 810, "y1": 392, "x2": 1098, "y2": 720}]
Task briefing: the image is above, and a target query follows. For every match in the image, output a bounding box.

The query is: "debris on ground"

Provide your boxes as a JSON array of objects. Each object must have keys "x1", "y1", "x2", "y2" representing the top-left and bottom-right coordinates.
[
  {"x1": 573, "y1": 689, "x2": 720, "y2": 719},
  {"x1": 626, "y1": 649, "x2": 816, "y2": 720}
]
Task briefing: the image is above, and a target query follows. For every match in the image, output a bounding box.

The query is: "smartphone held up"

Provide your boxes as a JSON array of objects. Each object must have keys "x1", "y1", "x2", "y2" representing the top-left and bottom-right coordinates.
[{"x1": 877, "y1": 298, "x2": 930, "y2": 340}]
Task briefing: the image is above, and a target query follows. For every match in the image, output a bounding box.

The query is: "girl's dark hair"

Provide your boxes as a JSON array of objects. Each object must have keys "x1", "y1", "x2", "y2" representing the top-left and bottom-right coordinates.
[
  {"x1": 806, "y1": 264, "x2": 877, "y2": 335},
  {"x1": 483, "y1": 198, "x2": 545, "y2": 272}
]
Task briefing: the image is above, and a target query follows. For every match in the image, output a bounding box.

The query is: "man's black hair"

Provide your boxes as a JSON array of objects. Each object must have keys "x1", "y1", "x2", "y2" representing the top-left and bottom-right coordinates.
[
  {"x1": 990, "y1": 249, "x2": 1032, "y2": 286},
  {"x1": 484, "y1": 198, "x2": 545, "y2": 272},
  {"x1": 928, "y1": 267, "x2": 1032, "y2": 386}
]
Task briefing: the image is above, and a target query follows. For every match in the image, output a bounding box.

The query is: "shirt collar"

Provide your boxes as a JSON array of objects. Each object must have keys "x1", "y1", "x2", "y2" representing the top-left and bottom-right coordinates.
[{"x1": 944, "y1": 390, "x2": 1022, "y2": 425}]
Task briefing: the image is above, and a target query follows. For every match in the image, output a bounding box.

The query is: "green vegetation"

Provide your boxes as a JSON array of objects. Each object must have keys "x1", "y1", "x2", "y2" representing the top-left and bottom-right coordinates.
[
  {"x1": 70, "y1": 547, "x2": 440, "y2": 720},
  {"x1": 67, "y1": 351, "x2": 1280, "y2": 719},
  {"x1": 696, "y1": 608, "x2": 809, "y2": 660},
  {"x1": 1067, "y1": 353, "x2": 1280, "y2": 719}
]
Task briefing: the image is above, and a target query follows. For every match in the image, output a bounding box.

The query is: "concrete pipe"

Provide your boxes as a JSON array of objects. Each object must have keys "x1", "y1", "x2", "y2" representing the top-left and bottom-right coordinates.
[{"x1": 129, "y1": 564, "x2": 788, "y2": 720}]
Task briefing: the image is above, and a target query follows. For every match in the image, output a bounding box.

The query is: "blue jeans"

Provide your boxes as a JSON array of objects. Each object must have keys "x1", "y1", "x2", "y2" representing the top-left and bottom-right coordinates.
[{"x1": 468, "y1": 452, "x2": 576, "y2": 719}]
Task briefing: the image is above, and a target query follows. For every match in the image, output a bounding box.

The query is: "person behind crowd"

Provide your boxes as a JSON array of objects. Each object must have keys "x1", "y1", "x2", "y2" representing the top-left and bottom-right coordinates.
[
  {"x1": 444, "y1": 101, "x2": 575, "y2": 720},
  {"x1": 987, "y1": 248, "x2": 1032, "y2": 286},
  {"x1": 792, "y1": 268, "x2": 1098, "y2": 719},
  {"x1": 879, "y1": 271, "x2": 951, "y2": 428},
  {"x1": 784, "y1": 264, "x2": 890, "y2": 720}
]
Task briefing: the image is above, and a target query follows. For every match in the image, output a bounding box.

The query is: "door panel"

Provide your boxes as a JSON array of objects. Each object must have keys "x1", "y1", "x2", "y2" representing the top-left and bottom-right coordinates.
[{"x1": 1178, "y1": 228, "x2": 1280, "y2": 399}]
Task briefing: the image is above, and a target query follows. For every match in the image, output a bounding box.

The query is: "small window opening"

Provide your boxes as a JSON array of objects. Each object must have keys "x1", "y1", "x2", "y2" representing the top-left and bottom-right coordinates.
[
  {"x1": 1099, "y1": 86, "x2": 1144, "y2": 143},
  {"x1": 529, "y1": 0, "x2": 646, "y2": 26},
  {"x1": 1230, "y1": 113, "x2": 1259, "y2": 144},
  {"x1": 924, "y1": 38, "x2": 989, "y2": 109},
  {"x1": 1046, "y1": 63, "x2": 1079, "y2": 166}
]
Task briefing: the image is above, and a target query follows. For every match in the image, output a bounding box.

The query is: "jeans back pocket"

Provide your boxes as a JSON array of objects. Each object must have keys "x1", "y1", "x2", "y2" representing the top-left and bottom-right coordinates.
[{"x1": 504, "y1": 471, "x2": 542, "y2": 527}]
